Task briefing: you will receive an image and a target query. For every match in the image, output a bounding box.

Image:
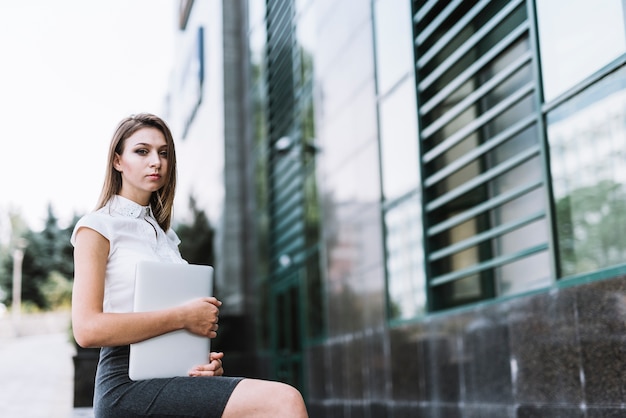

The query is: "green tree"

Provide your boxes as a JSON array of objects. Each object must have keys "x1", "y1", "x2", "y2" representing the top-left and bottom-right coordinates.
[
  {"x1": 0, "y1": 210, "x2": 31, "y2": 307},
  {"x1": 1, "y1": 204, "x2": 77, "y2": 310},
  {"x1": 556, "y1": 179, "x2": 626, "y2": 276},
  {"x1": 175, "y1": 196, "x2": 215, "y2": 266}
]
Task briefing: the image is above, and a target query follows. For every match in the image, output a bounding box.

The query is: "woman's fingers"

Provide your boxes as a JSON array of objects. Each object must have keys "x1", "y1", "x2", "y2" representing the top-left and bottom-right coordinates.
[{"x1": 188, "y1": 356, "x2": 224, "y2": 377}]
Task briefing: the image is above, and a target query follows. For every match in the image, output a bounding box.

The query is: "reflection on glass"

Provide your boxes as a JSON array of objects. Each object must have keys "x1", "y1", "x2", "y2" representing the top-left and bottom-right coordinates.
[
  {"x1": 323, "y1": 199, "x2": 382, "y2": 291},
  {"x1": 419, "y1": 4, "x2": 549, "y2": 306},
  {"x1": 315, "y1": 0, "x2": 371, "y2": 76},
  {"x1": 318, "y1": 82, "x2": 377, "y2": 173},
  {"x1": 323, "y1": 140, "x2": 380, "y2": 207},
  {"x1": 420, "y1": 2, "x2": 527, "y2": 111},
  {"x1": 247, "y1": 0, "x2": 266, "y2": 30},
  {"x1": 373, "y1": 0, "x2": 414, "y2": 95},
  {"x1": 249, "y1": 26, "x2": 266, "y2": 72},
  {"x1": 549, "y1": 67, "x2": 626, "y2": 276},
  {"x1": 535, "y1": 0, "x2": 626, "y2": 101},
  {"x1": 317, "y1": 27, "x2": 375, "y2": 117},
  {"x1": 305, "y1": 250, "x2": 324, "y2": 340},
  {"x1": 296, "y1": 4, "x2": 316, "y2": 87},
  {"x1": 249, "y1": 17, "x2": 270, "y2": 350},
  {"x1": 379, "y1": 77, "x2": 419, "y2": 201},
  {"x1": 498, "y1": 251, "x2": 550, "y2": 296},
  {"x1": 385, "y1": 194, "x2": 426, "y2": 320}
]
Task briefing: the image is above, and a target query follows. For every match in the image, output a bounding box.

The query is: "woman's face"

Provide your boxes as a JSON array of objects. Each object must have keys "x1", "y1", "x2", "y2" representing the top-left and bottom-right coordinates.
[{"x1": 113, "y1": 127, "x2": 169, "y2": 205}]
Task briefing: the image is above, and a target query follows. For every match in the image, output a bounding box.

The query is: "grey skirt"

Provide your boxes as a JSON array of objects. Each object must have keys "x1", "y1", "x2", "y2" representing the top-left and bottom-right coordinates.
[{"x1": 93, "y1": 345, "x2": 242, "y2": 418}]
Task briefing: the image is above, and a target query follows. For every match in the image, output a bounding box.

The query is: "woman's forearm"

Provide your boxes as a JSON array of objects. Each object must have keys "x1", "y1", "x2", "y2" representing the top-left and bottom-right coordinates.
[
  {"x1": 73, "y1": 296, "x2": 219, "y2": 348},
  {"x1": 73, "y1": 307, "x2": 184, "y2": 348}
]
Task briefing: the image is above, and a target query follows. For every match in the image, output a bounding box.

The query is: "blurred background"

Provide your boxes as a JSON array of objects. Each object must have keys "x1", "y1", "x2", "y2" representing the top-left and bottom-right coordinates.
[
  {"x1": 0, "y1": 0, "x2": 174, "y2": 232},
  {"x1": 3, "y1": 0, "x2": 626, "y2": 417},
  {"x1": 0, "y1": 2, "x2": 176, "y2": 416}
]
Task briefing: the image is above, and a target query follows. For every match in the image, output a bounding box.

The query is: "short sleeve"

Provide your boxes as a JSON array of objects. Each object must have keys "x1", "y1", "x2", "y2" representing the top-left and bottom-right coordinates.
[
  {"x1": 70, "y1": 212, "x2": 113, "y2": 246},
  {"x1": 166, "y1": 228, "x2": 182, "y2": 246}
]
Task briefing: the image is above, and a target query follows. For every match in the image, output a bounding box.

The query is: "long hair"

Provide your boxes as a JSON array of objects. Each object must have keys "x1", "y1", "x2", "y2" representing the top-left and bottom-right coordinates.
[{"x1": 96, "y1": 113, "x2": 177, "y2": 231}]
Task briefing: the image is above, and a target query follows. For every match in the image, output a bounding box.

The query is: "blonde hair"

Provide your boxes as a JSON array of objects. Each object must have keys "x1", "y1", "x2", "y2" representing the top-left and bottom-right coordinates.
[{"x1": 96, "y1": 113, "x2": 177, "y2": 231}]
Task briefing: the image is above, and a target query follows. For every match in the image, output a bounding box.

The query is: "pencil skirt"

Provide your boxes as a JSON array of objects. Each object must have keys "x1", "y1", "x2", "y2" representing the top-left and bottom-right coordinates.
[{"x1": 93, "y1": 345, "x2": 243, "y2": 418}]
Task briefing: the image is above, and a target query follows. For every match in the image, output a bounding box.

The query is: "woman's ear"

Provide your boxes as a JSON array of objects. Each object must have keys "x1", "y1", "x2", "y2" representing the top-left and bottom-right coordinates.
[{"x1": 113, "y1": 153, "x2": 122, "y2": 172}]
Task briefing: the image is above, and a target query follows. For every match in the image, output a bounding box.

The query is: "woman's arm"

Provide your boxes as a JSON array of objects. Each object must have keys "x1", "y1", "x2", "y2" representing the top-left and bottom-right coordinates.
[{"x1": 71, "y1": 227, "x2": 220, "y2": 348}]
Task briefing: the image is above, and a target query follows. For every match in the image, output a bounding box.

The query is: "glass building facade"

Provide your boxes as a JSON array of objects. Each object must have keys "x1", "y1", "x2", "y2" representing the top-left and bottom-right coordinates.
[{"x1": 169, "y1": 0, "x2": 626, "y2": 416}]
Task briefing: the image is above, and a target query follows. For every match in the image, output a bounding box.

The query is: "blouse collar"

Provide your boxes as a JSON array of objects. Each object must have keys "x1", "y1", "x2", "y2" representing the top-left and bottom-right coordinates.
[{"x1": 107, "y1": 195, "x2": 153, "y2": 219}]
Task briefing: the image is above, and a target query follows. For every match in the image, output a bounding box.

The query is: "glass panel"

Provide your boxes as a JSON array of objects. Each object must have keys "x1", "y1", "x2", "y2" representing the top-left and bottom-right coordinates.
[
  {"x1": 498, "y1": 251, "x2": 550, "y2": 296},
  {"x1": 315, "y1": 0, "x2": 372, "y2": 77},
  {"x1": 491, "y1": 157, "x2": 542, "y2": 195},
  {"x1": 249, "y1": 24, "x2": 266, "y2": 70},
  {"x1": 296, "y1": 4, "x2": 316, "y2": 87},
  {"x1": 322, "y1": 138, "x2": 379, "y2": 205},
  {"x1": 549, "y1": 67, "x2": 626, "y2": 276},
  {"x1": 420, "y1": 3, "x2": 527, "y2": 106},
  {"x1": 322, "y1": 141, "x2": 383, "y2": 283},
  {"x1": 416, "y1": 0, "x2": 484, "y2": 77},
  {"x1": 429, "y1": 160, "x2": 546, "y2": 276},
  {"x1": 414, "y1": 0, "x2": 552, "y2": 311},
  {"x1": 318, "y1": 82, "x2": 377, "y2": 174},
  {"x1": 316, "y1": 26, "x2": 375, "y2": 117},
  {"x1": 490, "y1": 124, "x2": 537, "y2": 164},
  {"x1": 250, "y1": 25, "x2": 268, "y2": 150},
  {"x1": 290, "y1": 285, "x2": 301, "y2": 351},
  {"x1": 385, "y1": 194, "x2": 427, "y2": 320},
  {"x1": 373, "y1": 0, "x2": 415, "y2": 95},
  {"x1": 250, "y1": 16, "x2": 270, "y2": 339},
  {"x1": 431, "y1": 273, "x2": 486, "y2": 309},
  {"x1": 497, "y1": 187, "x2": 544, "y2": 224},
  {"x1": 355, "y1": 140, "x2": 383, "y2": 204},
  {"x1": 305, "y1": 252, "x2": 324, "y2": 340},
  {"x1": 496, "y1": 218, "x2": 547, "y2": 254},
  {"x1": 295, "y1": 0, "x2": 312, "y2": 15},
  {"x1": 535, "y1": 0, "x2": 626, "y2": 101},
  {"x1": 277, "y1": 291, "x2": 288, "y2": 350},
  {"x1": 258, "y1": 278, "x2": 271, "y2": 349},
  {"x1": 379, "y1": 77, "x2": 420, "y2": 201},
  {"x1": 424, "y1": 38, "x2": 531, "y2": 160},
  {"x1": 428, "y1": 137, "x2": 540, "y2": 231},
  {"x1": 247, "y1": 0, "x2": 266, "y2": 30},
  {"x1": 451, "y1": 274, "x2": 482, "y2": 301},
  {"x1": 431, "y1": 223, "x2": 488, "y2": 277}
]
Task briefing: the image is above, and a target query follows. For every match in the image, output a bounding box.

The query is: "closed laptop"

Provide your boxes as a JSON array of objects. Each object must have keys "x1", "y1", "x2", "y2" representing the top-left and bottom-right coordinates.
[{"x1": 128, "y1": 261, "x2": 213, "y2": 380}]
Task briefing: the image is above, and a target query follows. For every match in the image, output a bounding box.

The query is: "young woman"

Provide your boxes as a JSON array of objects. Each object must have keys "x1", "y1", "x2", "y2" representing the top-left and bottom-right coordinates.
[{"x1": 71, "y1": 113, "x2": 308, "y2": 418}]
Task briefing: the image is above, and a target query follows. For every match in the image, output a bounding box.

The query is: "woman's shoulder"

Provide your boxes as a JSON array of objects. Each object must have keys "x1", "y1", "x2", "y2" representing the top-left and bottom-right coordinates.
[
  {"x1": 75, "y1": 207, "x2": 116, "y2": 226},
  {"x1": 71, "y1": 209, "x2": 116, "y2": 245},
  {"x1": 166, "y1": 228, "x2": 182, "y2": 246}
]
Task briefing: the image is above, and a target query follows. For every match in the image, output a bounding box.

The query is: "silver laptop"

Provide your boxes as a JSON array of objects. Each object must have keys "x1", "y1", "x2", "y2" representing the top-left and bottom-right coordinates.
[{"x1": 129, "y1": 261, "x2": 214, "y2": 380}]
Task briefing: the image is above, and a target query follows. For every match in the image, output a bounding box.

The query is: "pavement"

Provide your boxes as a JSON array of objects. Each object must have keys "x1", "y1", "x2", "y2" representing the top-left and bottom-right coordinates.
[{"x1": 0, "y1": 311, "x2": 94, "y2": 418}]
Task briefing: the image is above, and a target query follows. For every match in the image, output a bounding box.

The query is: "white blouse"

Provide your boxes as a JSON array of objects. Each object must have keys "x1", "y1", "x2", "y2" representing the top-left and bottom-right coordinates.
[{"x1": 71, "y1": 195, "x2": 186, "y2": 313}]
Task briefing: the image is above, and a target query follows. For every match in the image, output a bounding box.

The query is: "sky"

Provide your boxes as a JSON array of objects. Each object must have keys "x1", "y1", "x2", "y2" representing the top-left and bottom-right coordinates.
[{"x1": 0, "y1": 0, "x2": 176, "y2": 235}]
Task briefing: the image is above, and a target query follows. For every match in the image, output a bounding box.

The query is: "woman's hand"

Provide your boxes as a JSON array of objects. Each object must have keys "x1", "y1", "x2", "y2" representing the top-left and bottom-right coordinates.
[
  {"x1": 189, "y1": 352, "x2": 225, "y2": 377},
  {"x1": 180, "y1": 297, "x2": 222, "y2": 338}
]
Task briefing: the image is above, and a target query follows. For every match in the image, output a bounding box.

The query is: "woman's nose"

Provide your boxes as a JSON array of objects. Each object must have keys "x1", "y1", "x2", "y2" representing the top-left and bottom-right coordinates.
[{"x1": 149, "y1": 151, "x2": 161, "y2": 167}]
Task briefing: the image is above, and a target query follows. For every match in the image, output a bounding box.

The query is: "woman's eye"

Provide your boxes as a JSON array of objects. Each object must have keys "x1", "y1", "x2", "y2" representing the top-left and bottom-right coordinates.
[
  {"x1": 136, "y1": 149, "x2": 148, "y2": 155},
  {"x1": 159, "y1": 151, "x2": 168, "y2": 158}
]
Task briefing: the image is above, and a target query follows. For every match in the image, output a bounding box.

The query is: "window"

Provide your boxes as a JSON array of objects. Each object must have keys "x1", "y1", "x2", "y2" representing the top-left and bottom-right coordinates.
[
  {"x1": 379, "y1": 81, "x2": 424, "y2": 320},
  {"x1": 374, "y1": 0, "x2": 415, "y2": 95},
  {"x1": 375, "y1": 0, "x2": 425, "y2": 320},
  {"x1": 379, "y1": 79, "x2": 420, "y2": 201},
  {"x1": 413, "y1": 0, "x2": 552, "y2": 310},
  {"x1": 385, "y1": 193, "x2": 426, "y2": 319},
  {"x1": 535, "y1": 0, "x2": 626, "y2": 102},
  {"x1": 548, "y1": 67, "x2": 626, "y2": 276}
]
